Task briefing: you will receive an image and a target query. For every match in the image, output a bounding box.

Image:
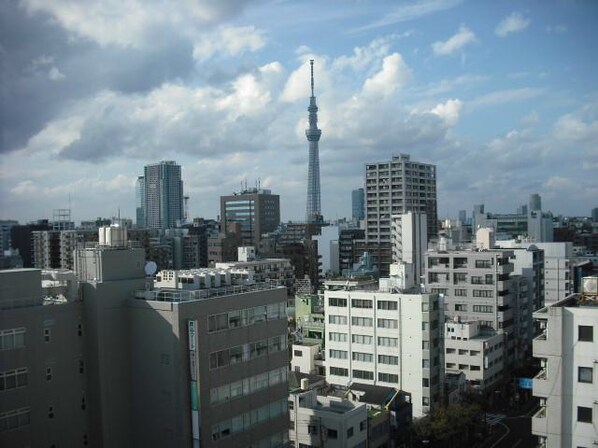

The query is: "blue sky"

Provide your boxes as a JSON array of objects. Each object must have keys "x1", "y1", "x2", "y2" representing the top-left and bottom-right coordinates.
[{"x1": 1, "y1": 0, "x2": 597, "y2": 224}]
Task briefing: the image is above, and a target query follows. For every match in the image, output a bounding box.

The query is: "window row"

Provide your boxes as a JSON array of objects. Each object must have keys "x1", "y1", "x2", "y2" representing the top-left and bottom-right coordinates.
[
  {"x1": 242, "y1": 431, "x2": 289, "y2": 448},
  {"x1": 210, "y1": 367, "x2": 288, "y2": 406},
  {"x1": 328, "y1": 299, "x2": 399, "y2": 310},
  {"x1": 0, "y1": 368, "x2": 28, "y2": 392},
  {"x1": 0, "y1": 407, "x2": 30, "y2": 432},
  {"x1": 209, "y1": 335, "x2": 287, "y2": 369},
  {"x1": 211, "y1": 399, "x2": 288, "y2": 441},
  {"x1": 329, "y1": 333, "x2": 398, "y2": 347},
  {"x1": 0, "y1": 328, "x2": 25, "y2": 351},
  {"x1": 208, "y1": 302, "x2": 286, "y2": 333}
]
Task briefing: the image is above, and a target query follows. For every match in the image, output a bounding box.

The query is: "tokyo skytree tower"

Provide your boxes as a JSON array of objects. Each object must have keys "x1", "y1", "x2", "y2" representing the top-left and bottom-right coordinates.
[{"x1": 305, "y1": 59, "x2": 322, "y2": 223}]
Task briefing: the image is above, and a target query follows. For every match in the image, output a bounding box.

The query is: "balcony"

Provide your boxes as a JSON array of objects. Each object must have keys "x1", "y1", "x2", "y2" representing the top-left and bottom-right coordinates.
[
  {"x1": 531, "y1": 407, "x2": 547, "y2": 436},
  {"x1": 532, "y1": 370, "x2": 550, "y2": 397},
  {"x1": 533, "y1": 333, "x2": 551, "y2": 357}
]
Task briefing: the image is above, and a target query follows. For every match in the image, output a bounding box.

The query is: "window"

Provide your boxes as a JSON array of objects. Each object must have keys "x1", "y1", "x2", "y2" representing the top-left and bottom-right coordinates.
[
  {"x1": 329, "y1": 297, "x2": 347, "y2": 307},
  {"x1": 44, "y1": 328, "x2": 51, "y2": 343},
  {"x1": 422, "y1": 359, "x2": 430, "y2": 368},
  {"x1": 422, "y1": 341, "x2": 430, "y2": 349},
  {"x1": 330, "y1": 367, "x2": 348, "y2": 377},
  {"x1": 579, "y1": 326, "x2": 593, "y2": 342},
  {"x1": 308, "y1": 424, "x2": 318, "y2": 435},
  {"x1": 470, "y1": 365, "x2": 481, "y2": 371},
  {"x1": 454, "y1": 289, "x2": 467, "y2": 297},
  {"x1": 360, "y1": 420, "x2": 366, "y2": 431},
  {"x1": 473, "y1": 290, "x2": 493, "y2": 298},
  {"x1": 475, "y1": 260, "x2": 491, "y2": 268},
  {"x1": 77, "y1": 323, "x2": 83, "y2": 337},
  {"x1": 377, "y1": 318, "x2": 398, "y2": 329},
  {"x1": 0, "y1": 328, "x2": 26, "y2": 351},
  {"x1": 378, "y1": 337, "x2": 398, "y2": 347},
  {"x1": 329, "y1": 332, "x2": 347, "y2": 342},
  {"x1": 351, "y1": 317, "x2": 373, "y2": 327},
  {"x1": 352, "y1": 352, "x2": 373, "y2": 362},
  {"x1": 0, "y1": 407, "x2": 30, "y2": 432},
  {"x1": 351, "y1": 299, "x2": 372, "y2": 309},
  {"x1": 329, "y1": 349, "x2": 348, "y2": 359},
  {"x1": 329, "y1": 315, "x2": 348, "y2": 325},
  {"x1": 378, "y1": 372, "x2": 398, "y2": 383},
  {"x1": 347, "y1": 427, "x2": 354, "y2": 438},
  {"x1": 79, "y1": 360, "x2": 85, "y2": 374},
  {"x1": 293, "y1": 350, "x2": 303, "y2": 357},
  {"x1": 455, "y1": 304, "x2": 467, "y2": 312},
  {"x1": 352, "y1": 334, "x2": 373, "y2": 345},
  {"x1": 48, "y1": 406, "x2": 54, "y2": 419},
  {"x1": 353, "y1": 369, "x2": 374, "y2": 380},
  {"x1": 378, "y1": 355, "x2": 398, "y2": 365},
  {"x1": 578, "y1": 367, "x2": 593, "y2": 384},
  {"x1": 422, "y1": 322, "x2": 429, "y2": 331},
  {"x1": 577, "y1": 406, "x2": 592, "y2": 423},
  {"x1": 46, "y1": 367, "x2": 53, "y2": 381},
  {"x1": 327, "y1": 429, "x2": 338, "y2": 439},
  {"x1": 473, "y1": 305, "x2": 493, "y2": 313},
  {"x1": 422, "y1": 378, "x2": 430, "y2": 387},
  {"x1": 377, "y1": 300, "x2": 397, "y2": 310},
  {"x1": 0, "y1": 368, "x2": 28, "y2": 391}
]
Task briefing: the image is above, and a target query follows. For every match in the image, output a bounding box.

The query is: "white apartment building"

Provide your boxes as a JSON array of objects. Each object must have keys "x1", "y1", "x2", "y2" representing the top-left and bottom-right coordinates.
[
  {"x1": 323, "y1": 279, "x2": 441, "y2": 418},
  {"x1": 391, "y1": 212, "x2": 427, "y2": 284},
  {"x1": 424, "y1": 249, "x2": 531, "y2": 371},
  {"x1": 365, "y1": 154, "x2": 437, "y2": 243},
  {"x1": 498, "y1": 241, "x2": 572, "y2": 306},
  {"x1": 289, "y1": 385, "x2": 368, "y2": 448},
  {"x1": 444, "y1": 321, "x2": 505, "y2": 390},
  {"x1": 531, "y1": 279, "x2": 598, "y2": 448}
]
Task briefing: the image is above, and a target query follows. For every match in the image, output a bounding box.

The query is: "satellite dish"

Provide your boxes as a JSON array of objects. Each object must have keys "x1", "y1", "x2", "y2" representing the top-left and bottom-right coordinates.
[{"x1": 144, "y1": 261, "x2": 158, "y2": 276}]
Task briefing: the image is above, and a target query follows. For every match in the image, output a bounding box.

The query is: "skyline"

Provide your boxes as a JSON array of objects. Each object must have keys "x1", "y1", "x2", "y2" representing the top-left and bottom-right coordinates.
[{"x1": 1, "y1": 0, "x2": 597, "y2": 223}]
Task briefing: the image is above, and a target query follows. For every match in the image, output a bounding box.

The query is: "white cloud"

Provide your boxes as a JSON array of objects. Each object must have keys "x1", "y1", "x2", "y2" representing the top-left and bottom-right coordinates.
[
  {"x1": 553, "y1": 113, "x2": 598, "y2": 141},
  {"x1": 521, "y1": 111, "x2": 540, "y2": 126},
  {"x1": 543, "y1": 176, "x2": 575, "y2": 190},
  {"x1": 432, "y1": 25, "x2": 476, "y2": 56},
  {"x1": 468, "y1": 88, "x2": 543, "y2": 109},
  {"x1": 430, "y1": 99, "x2": 462, "y2": 126},
  {"x1": 495, "y1": 12, "x2": 530, "y2": 38},
  {"x1": 48, "y1": 66, "x2": 65, "y2": 81},
  {"x1": 363, "y1": 53, "x2": 411, "y2": 97},
  {"x1": 355, "y1": 0, "x2": 463, "y2": 32},
  {"x1": 10, "y1": 180, "x2": 38, "y2": 196},
  {"x1": 193, "y1": 25, "x2": 266, "y2": 61}
]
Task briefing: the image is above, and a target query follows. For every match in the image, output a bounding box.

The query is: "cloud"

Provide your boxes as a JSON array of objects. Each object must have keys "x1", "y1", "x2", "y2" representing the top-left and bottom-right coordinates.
[
  {"x1": 553, "y1": 112, "x2": 598, "y2": 141},
  {"x1": 520, "y1": 111, "x2": 540, "y2": 126},
  {"x1": 362, "y1": 53, "x2": 412, "y2": 97},
  {"x1": 354, "y1": 0, "x2": 463, "y2": 32},
  {"x1": 20, "y1": 0, "x2": 253, "y2": 48},
  {"x1": 48, "y1": 66, "x2": 65, "y2": 81},
  {"x1": 10, "y1": 180, "x2": 38, "y2": 196},
  {"x1": 432, "y1": 25, "x2": 476, "y2": 56},
  {"x1": 468, "y1": 88, "x2": 543, "y2": 109},
  {"x1": 193, "y1": 25, "x2": 266, "y2": 61},
  {"x1": 495, "y1": 12, "x2": 530, "y2": 38},
  {"x1": 430, "y1": 99, "x2": 462, "y2": 126}
]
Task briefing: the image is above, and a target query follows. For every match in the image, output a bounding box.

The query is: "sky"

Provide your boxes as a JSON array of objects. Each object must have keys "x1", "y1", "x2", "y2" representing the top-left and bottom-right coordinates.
[{"x1": 1, "y1": 0, "x2": 597, "y2": 224}]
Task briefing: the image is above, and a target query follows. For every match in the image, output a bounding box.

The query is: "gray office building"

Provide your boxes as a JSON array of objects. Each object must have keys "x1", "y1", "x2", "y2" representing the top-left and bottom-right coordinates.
[
  {"x1": 220, "y1": 188, "x2": 280, "y2": 247},
  {"x1": 142, "y1": 161, "x2": 184, "y2": 229},
  {"x1": 352, "y1": 188, "x2": 365, "y2": 221}
]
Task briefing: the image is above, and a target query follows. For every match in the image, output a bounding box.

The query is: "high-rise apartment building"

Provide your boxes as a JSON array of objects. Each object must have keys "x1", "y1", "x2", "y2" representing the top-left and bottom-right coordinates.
[
  {"x1": 323, "y1": 275, "x2": 442, "y2": 418},
  {"x1": 531, "y1": 282, "x2": 598, "y2": 448},
  {"x1": 365, "y1": 154, "x2": 437, "y2": 243},
  {"x1": 362, "y1": 154, "x2": 437, "y2": 275},
  {"x1": 142, "y1": 161, "x2": 184, "y2": 229},
  {"x1": 352, "y1": 188, "x2": 365, "y2": 221},
  {"x1": 220, "y1": 188, "x2": 280, "y2": 247},
  {"x1": 391, "y1": 212, "x2": 427, "y2": 285}
]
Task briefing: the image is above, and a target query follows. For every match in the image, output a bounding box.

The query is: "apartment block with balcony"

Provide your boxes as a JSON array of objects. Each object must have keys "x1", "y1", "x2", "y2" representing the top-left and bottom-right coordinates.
[
  {"x1": 424, "y1": 249, "x2": 532, "y2": 372},
  {"x1": 531, "y1": 283, "x2": 598, "y2": 448}
]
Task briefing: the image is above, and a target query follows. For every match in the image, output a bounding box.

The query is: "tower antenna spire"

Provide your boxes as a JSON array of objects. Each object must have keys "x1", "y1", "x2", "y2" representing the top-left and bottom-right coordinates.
[{"x1": 310, "y1": 59, "x2": 315, "y2": 97}]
